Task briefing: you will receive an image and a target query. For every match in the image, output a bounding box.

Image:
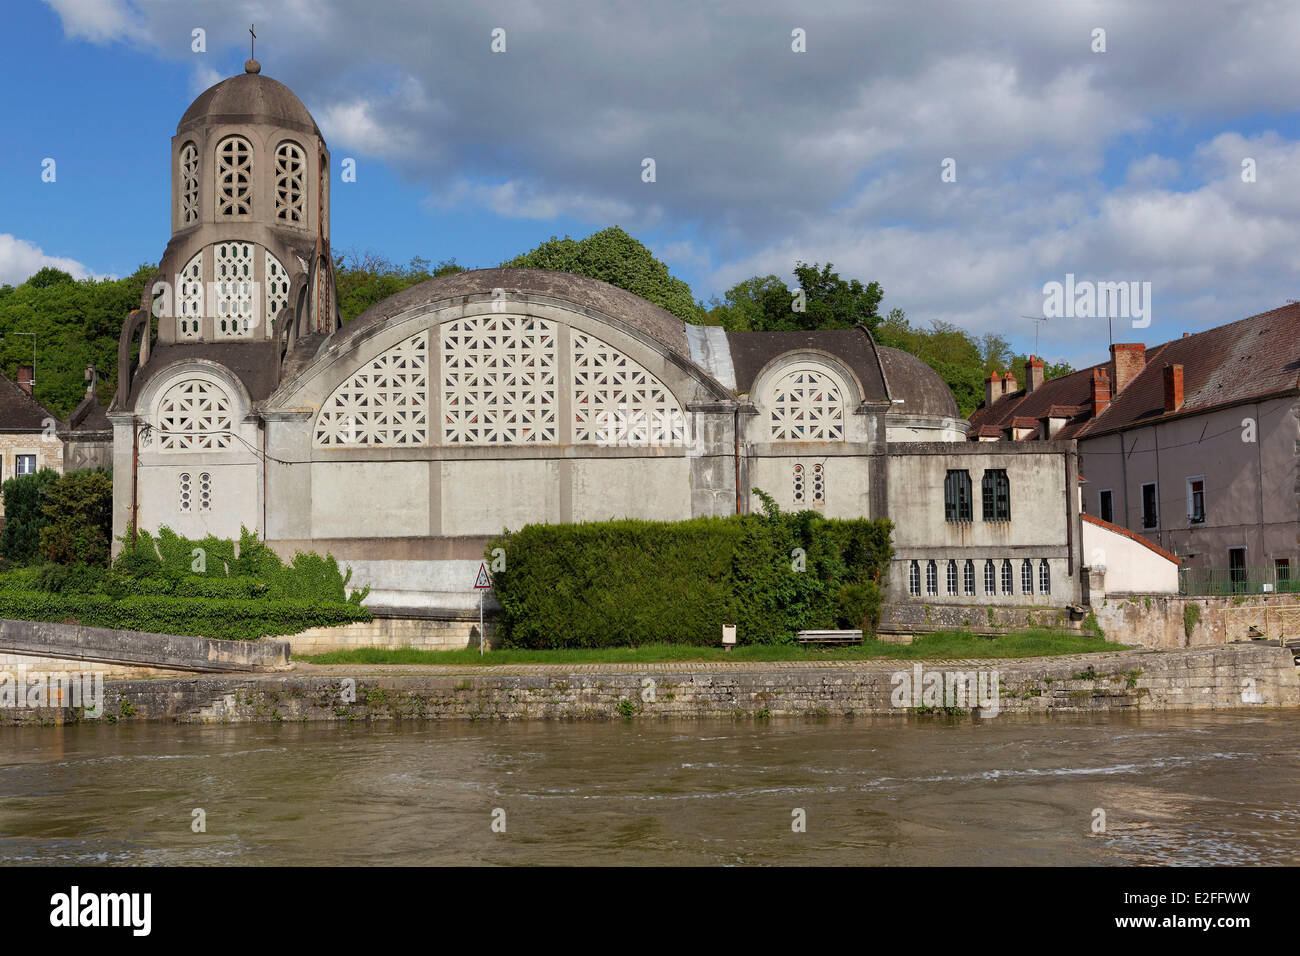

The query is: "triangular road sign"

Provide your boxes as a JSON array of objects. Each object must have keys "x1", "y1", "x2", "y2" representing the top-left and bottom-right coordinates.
[{"x1": 473, "y1": 562, "x2": 492, "y2": 589}]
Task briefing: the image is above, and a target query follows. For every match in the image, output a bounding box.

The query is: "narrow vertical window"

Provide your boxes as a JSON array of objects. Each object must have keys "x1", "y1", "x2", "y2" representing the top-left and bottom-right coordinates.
[
  {"x1": 811, "y1": 463, "x2": 825, "y2": 504},
  {"x1": 1187, "y1": 477, "x2": 1205, "y2": 524},
  {"x1": 1098, "y1": 489, "x2": 1113, "y2": 524},
  {"x1": 179, "y1": 472, "x2": 192, "y2": 512},
  {"x1": 178, "y1": 250, "x2": 203, "y2": 340},
  {"x1": 983, "y1": 469, "x2": 1011, "y2": 521},
  {"x1": 1001, "y1": 559, "x2": 1013, "y2": 595},
  {"x1": 946, "y1": 560, "x2": 959, "y2": 595},
  {"x1": 984, "y1": 559, "x2": 996, "y2": 594},
  {"x1": 909, "y1": 560, "x2": 921, "y2": 596},
  {"x1": 1021, "y1": 559, "x2": 1033, "y2": 594},
  {"x1": 1039, "y1": 559, "x2": 1051, "y2": 594},
  {"x1": 179, "y1": 142, "x2": 199, "y2": 224},
  {"x1": 964, "y1": 559, "x2": 976, "y2": 596},
  {"x1": 216, "y1": 136, "x2": 253, "y2": 216},
  {"x1": 199, "y1": 472, "x2": 212, "y2": 512},
  {"x1": 926, "y1": 560, "x2": 938, "y2": 596},
  {"x1": 793, "y1": 463, "x2": 805, "y2": 504},
  {"x1": 274, "y1": 141, "x2": 306, "y2": 222},
  {"x1": 944, "y1": 470, "x2": 972, "y2": 522},
  {"x1": 1141, "y1": 482, "x2": 1159, "y2": 529}
]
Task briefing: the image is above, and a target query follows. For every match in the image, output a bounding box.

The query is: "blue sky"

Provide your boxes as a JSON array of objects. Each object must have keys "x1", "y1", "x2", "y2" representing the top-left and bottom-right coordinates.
[{"x1": 5, "y1": 0, "x2": 1300, "y2": 370}]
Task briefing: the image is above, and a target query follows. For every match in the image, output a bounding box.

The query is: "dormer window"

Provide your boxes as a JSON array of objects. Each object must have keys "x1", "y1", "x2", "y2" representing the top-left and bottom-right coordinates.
[{"x1": 216, "y1": 136, "x2": 253, "y2": 216}]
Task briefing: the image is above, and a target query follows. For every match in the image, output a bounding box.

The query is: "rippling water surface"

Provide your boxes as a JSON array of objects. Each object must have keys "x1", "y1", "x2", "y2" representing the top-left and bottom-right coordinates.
[{"x1": 2, "y1": 712, "x2": 1297, "y2": 865}]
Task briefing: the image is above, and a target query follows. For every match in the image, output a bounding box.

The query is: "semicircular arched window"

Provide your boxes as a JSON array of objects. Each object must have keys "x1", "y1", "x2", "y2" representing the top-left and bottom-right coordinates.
[
  {"x1": 315, "y1": 331, "x2": 429, "y2": 446},
  {"x1": 571, "y1": 330, "x2": 685, "y2": 446},
  {"x1": 216, "y1": 136, "x2": 253, "y2": 216},
  {"x1": 274, "y1": 141, "x2": 306, "y2": 223},
  {"x1": 179, "y1": 142, "x2": 199, "y2": 224},
  {"x1": 155, "y1": 377, "x2": 234, "y2": 452},
  {"x1": 766, "y1": 364, "x2": 846, "y2": 442}
]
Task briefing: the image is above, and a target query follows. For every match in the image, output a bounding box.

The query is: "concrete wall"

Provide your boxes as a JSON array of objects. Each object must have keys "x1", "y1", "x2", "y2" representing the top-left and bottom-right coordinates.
[
  {"x1": 287, "y1": 615, "x2": 494, "y2": 654},
  {"x1": 1079, "y1": 397, "x2": 1300, "y2": 573},
  {"x1": 1082, "y1": 518, "x2": 1179, "y2": 594},
  {"x1": 884, "y1": 441, "x2": 1082, "y2": 608}
]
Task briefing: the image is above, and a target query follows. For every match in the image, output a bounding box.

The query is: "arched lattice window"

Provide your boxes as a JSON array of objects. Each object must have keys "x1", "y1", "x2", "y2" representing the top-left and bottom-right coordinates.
[
  {"x1": 926, "y1": 560, "x2": 938, "y2": 596},
  {"x1": 216, "y1": 136, "x2": 252, "y2": 216},
  {"x1": 1001, "y1": 559, "x2": 1014, "y2": 595},
  {"x1": 265, "y1": 250, "x2": 290, "y2": 334},
  {"x1": 442, "y1": 315, "x2": 557, "y2": 444},
  {"x1": 572, "y1": 330, "x2": 685, "y2": 445},
  {"x1": 964, "y1": 559, "x2": 976, "y2": 596},
  {"x1": 909, "y1": 560, "x2": 921, "y2": 596},
  {"x1": 946, "y1": 560, "x2": 959, "y2": 595},
  {"x1": 1039, "y1": 559, "x2": 1051, "y2": 594},
  {"x1": 215, "y1": 241, "x2": 255, "y2": 337},
  {"x1": 274, "y1": 141, "x2": 306, "y2": 222},
  {"x1": 1021, "y1": 559, "x2": 1034, "y2": 594},
  {"x1": 177, "y1": 250, "x2": 203, "y2": 340},
  {"x1": 984, "y1": 559, "x2": 996, "y2": 594},
  {"x1": 179, "y1": 142, "x2": 199, "y2": 224},
  {"x1": 156, "y1": 378, "x2": 233, "y2": 452},
  {"x1": 767, "y1": 366, "x2": 845, "y2": 441},
  {"x1": 314, "y1": 331, "x2": 429, "y2": 446}
]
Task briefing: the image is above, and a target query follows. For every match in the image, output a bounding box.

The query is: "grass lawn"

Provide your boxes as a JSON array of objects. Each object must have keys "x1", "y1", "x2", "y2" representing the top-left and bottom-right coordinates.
[{"x1": 295, "y1": 629, "x2": 1124, "y2": 666}]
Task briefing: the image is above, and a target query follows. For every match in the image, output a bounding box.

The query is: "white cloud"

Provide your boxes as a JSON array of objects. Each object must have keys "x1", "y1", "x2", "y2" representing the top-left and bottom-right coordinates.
[
  {"x1": 0, "y1": 235, "x2": 106, "y2": 286},
  {"x1": 43, "y1": 0, "x2": 146, "y2": 44}
]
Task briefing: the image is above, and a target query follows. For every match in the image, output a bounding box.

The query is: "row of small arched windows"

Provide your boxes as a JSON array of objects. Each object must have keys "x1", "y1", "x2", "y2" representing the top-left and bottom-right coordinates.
[
  {"x1": 908, "y1": 558, "x2": 1050, "y2": 597},
  {"x1": 179, "y1": 137, "x2": 306, "y2": 225}
]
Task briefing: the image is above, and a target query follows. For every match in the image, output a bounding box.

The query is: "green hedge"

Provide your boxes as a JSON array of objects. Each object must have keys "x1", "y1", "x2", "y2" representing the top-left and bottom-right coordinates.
[
  {"x1": 0, "y1": 590, "x2": 369, "y2": 641},
  {"x1": 490, "y1": 494, "x2": 893, "y2": 648}
]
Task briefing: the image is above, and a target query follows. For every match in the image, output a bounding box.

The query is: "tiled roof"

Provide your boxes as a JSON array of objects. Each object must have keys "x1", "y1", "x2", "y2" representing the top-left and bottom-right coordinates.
[
  {"x1": 1082, "y1": 513, "x2": 1181, "y2": 564},
  {"x1": 0, "y1": 370, "x2": 59, "y2": 432},
  {"x1": 967, "y1": 301, "x2": 1300, "y2": 440}
]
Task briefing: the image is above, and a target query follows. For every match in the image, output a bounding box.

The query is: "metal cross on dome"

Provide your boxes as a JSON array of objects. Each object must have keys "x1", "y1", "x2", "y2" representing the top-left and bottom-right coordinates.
[{"x1": 249, "y1": 24, "x2": 256, "y2": 59}]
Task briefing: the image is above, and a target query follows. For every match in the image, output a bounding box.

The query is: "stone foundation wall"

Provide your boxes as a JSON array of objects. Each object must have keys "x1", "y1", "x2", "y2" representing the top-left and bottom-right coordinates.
[
  {"x1": 879, "y1": 601, "x2": 1083, "y2": 635},
  {"x1": 1094, "y1": 593, "x2": 1300, "y2": 649},
  {"x1": 288, "y1": 615, "x2": 496, "y2": 655},
  {"x1": 7, "y1": 644, "x2": 1294, "y2": 724}
]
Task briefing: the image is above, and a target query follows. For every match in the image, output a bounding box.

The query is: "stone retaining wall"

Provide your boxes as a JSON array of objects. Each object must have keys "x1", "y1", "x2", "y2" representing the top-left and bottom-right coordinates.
[
  {"x1": 6, "y1": 644, "x2": 1294, "y2": 724},
  {"x1": 288, "y1": 615, "x2": 495, "y2": 655},
  {"x1": 1094, "y1": 593, "x2": 1300, "y2": 649}
]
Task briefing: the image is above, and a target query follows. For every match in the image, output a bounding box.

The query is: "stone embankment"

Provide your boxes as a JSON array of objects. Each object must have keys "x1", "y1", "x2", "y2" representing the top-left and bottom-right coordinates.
[{"x1": 3, "y1": 643, "x2": 1295, "y2": 725}]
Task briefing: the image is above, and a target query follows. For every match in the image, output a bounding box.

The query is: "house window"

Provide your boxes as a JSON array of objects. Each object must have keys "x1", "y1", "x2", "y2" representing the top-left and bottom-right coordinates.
[
  {"x1": 1021, "y1": 559, "x2": 1034, "y2": 594},
  {"x1": 982, "y1": 469, "x2": 1011, "y2": 521},
  {"x1": 926, "y1": 560, "x2": 938, "y2": 596},
  {"x1": 964, "y1": 560, "x2": 976, "y2": 596},
  {"x1": 1039, "y1": 559, "x2": 1051, "y2": 594},
  {"x1": 984, "y1": 559, "x2": 996, "y2": 594},
  {"x1": 1098, "y1": 489, "x2": 1113, "y2": 524},
  {"x1": 1001, "y1": 559, "x2": 1013, "y2": 595},
  {"x1": 946, "y1": 560, "x2": 959, "y2": 595},
  {"x1": 909, "y1": 560, "x2": 921, "y2": 596},
  {"x1": 216, "y1": 136, "x2": 253, "y2": 216},
  {"x1": 1187, "y1": 477, "x2": 1205, "y2": 524},
  {"x1": 1141, "y1": 482, "x2": 1158, "y2": 529},
  {"x1": 944, "y1": 470, "x2": 973, "y2": 522},
  {"x1": 15, "y1": 455, "x2": 36, "y2": 476}
]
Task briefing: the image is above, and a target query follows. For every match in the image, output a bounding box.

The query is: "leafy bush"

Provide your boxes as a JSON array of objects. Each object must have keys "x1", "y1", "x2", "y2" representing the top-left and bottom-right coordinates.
[
  {"x1": 0, "y1": 469, "x2": 59, "y2": 564},
  {"x1": 490, "y1": 493, "x2": 892, "y2": 648},
  {"x1": 0, "y1": 590, "x2": 369, "y2": 641},
  {"x1": 39, "y1": 468, "x2": 113, "y2": 566}
]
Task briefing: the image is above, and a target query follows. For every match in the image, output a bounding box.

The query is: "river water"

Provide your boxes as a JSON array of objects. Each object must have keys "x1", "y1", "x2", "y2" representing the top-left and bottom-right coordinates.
[{"x1": 1, "y1": 712, "x2": 1297, "y2": 866}]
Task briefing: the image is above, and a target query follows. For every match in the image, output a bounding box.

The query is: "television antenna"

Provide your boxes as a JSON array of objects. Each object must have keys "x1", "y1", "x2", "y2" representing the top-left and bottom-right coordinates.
[{"x1": 1019, "y1": 315, "x2": 1048, "y2": 356}]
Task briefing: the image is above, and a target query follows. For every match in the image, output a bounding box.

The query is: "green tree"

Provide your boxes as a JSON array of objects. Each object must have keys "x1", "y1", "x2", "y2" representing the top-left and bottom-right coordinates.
[
  {"x1": 39, "y1": 469, "x2": 114, "y2": 567},
  {"x1": 0, "y1": 469, "x2": 60, "y2": 564},
  {"x1": 705, "y1": 262, "x2": 883, "y2": 333},
  {"x1": 503, "y1": 226, "x2": 704, "y2": 322},
  {"x1": 334, "y1": 252, "x2": 466, "y2": 322}
]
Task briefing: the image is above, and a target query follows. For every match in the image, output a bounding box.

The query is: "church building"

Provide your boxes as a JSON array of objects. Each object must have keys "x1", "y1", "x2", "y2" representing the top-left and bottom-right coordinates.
[{"x1": 110, "y1": 60, "x2": 1091, "y2": 633}]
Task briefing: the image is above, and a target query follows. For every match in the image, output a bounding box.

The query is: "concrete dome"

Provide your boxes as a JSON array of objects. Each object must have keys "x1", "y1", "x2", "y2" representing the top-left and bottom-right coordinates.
[
  {"x1": 877, "y1": 345, "x2": 961, "y2": 420},
  {"x1": 178, "y1": 69, "x2": 321, "y2": 138}
]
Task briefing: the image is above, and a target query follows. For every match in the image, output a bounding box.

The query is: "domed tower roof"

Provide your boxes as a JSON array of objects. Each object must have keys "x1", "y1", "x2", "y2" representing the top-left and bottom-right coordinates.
[{"x1": 177, "y1": 62, "x2": 321, "y2": 138}]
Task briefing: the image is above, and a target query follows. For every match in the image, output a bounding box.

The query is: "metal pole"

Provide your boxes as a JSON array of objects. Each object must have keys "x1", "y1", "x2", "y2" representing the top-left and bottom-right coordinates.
[{"x1": 479, "y1": 589, "x2": 485, "y2": 656}]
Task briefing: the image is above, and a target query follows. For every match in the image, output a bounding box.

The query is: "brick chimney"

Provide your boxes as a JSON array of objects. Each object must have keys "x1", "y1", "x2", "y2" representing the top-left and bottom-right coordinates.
[
  {"x1": 1162, "y1": 363, "x2": 1184, "y2": 413},
  {"x1": 1091, "y1": 367, "x2": 1111, "y2": 414},
  {"x1": 1025, "y1": 355, "x2": 1045, "y2": 393},
  {"x1": 1110, "y1": 343, "x2": 1146, "y2": 394},
  {"x1": 1001, "y1": 369, "x2": 1018, "y2": 396},
  {"x1": 16, "y1": 365, "x2": 33, "y2": 396},
  {"x1": 985, "y1": 370, "x2": 1002, "y2": 408}
]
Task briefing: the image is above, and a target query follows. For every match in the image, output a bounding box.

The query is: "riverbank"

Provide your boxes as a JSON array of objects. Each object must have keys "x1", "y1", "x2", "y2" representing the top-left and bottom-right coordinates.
[{"x1": 3, "y1": 643, "x2": 1296, "y2": 725}]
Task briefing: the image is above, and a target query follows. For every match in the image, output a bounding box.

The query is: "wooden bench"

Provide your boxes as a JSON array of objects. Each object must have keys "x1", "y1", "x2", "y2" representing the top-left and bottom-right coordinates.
[{"x1": 796, "y1": 629, "x2": 864, "y2": 646}]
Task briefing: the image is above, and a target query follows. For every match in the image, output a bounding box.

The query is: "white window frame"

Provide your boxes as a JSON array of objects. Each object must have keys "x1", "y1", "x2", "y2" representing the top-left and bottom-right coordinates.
[{"x1": 1186, "y1": 475, "x2": 1205, "y2": 524}]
